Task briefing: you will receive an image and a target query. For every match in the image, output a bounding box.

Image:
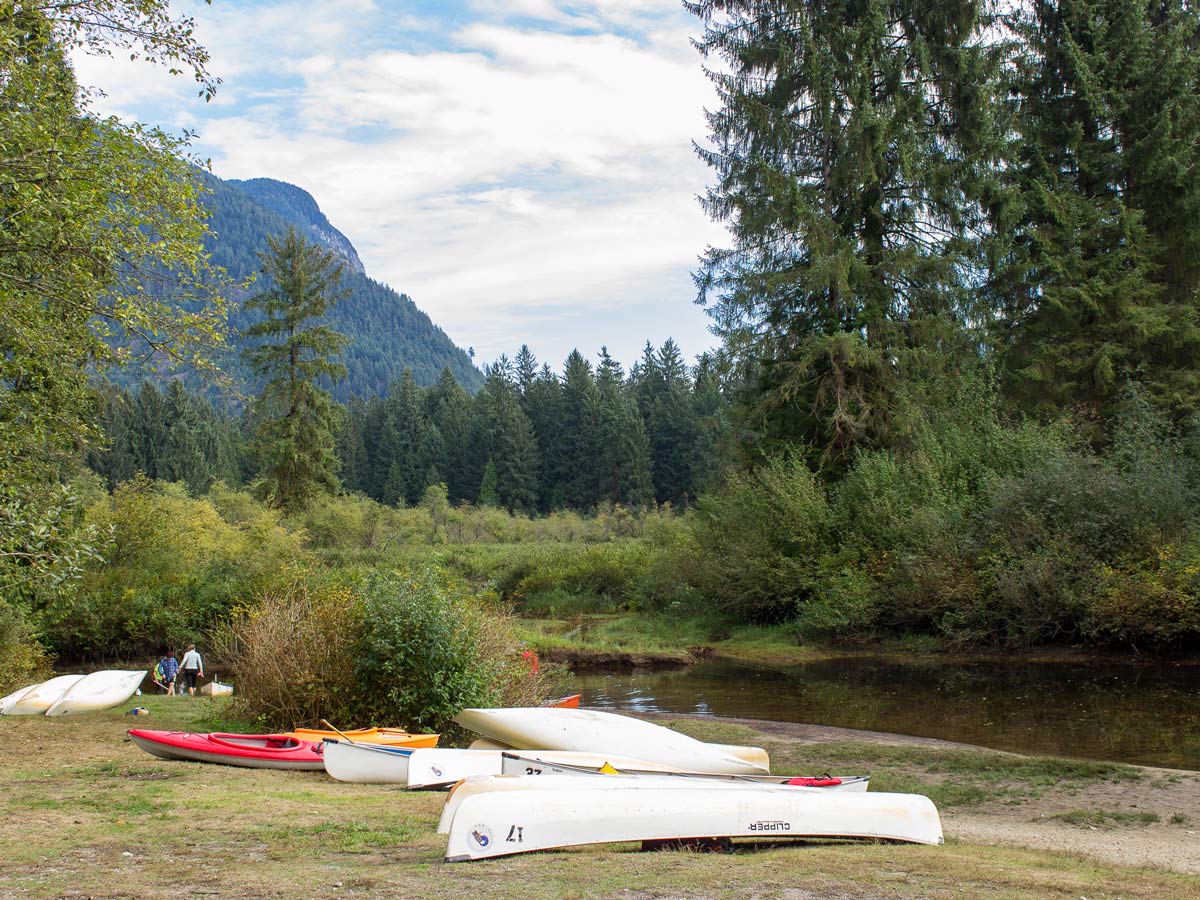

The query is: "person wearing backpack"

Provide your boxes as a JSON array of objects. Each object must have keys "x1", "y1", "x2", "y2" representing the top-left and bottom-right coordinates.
[
  {"x1": 180, "y1": 643, "x2": 203, "y2": 697},
  {"x1": 159, "y1": 651, "x2": 180, "y2": 695}
]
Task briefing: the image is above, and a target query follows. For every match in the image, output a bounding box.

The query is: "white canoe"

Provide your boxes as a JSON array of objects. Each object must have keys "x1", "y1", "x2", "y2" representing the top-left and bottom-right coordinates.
[
  {"x1": 2, "y1": 675, "x2": 86, "y2": 715},
  {"x1": 444, "y1": 783, "x2": 943, "y2": 860},
  {"x1": 439, "y1": 773, "x2": 869, "y2": 835},
  {"x1": 498, "y1": 752, "x2": 869, "y2": 791},
  {"x1": 45, "y1": 670, "x2": 146, "y2": 716},
  {"x1": 469, "y1": 736, "x2": 770, "y2": 770},
  {"x1": 453, "y1": 707, "x2": 768, "y2": 775},
  {"x1": 322, "y1": 741, "x2": 718, "y2": 789}
]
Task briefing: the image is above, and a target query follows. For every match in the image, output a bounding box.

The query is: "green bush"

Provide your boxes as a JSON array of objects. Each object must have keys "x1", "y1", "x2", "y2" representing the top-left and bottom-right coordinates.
[
  {"x1": 0, "y1": 603, "x2": 52, "y2": 694},
  {"x1": 217, "y1": 567, "x2": 555, "y2": 732},
  {"x1": 687, "y1": 453, "x2": 831, "y2": 622},
  {"x1": 351, "y1": 569, "x2": 502, "y2": 730},
  {"x1": 39, "y1": 478, "x2": 307, "y2": 660}
]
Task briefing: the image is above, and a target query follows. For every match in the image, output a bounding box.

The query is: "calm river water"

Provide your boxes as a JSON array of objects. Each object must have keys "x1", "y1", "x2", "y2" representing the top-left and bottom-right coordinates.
[{"x1": 570, "y1": 656, "x2": 1200, "y2": 771}]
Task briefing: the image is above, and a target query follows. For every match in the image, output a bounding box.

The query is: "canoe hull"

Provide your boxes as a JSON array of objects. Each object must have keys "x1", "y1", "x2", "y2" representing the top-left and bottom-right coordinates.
[
  {"x1": 321, "y1": 740, "x2": 415, "y2": 783},
  {"x1": 46, "y1": 671, "x2": 146, "y2": 716},
  {"x1": 453, "y1": 708, "x2": 768, "y2": 775},
  {"x1": 129, "y1": 730, "x2": 326, "y2": 770},
  {"x1": 439, "y1": 773, "x2": 867, "y2": 835},
  {"x1": 445, "y1": 785, "x2": 943, "y2": 860},
  {"x1": 2, "y1": 675, "x2": 85, "y2": 715},
  {"x1": 322, "y1": 743, "x2": 694, "y2": 789}
]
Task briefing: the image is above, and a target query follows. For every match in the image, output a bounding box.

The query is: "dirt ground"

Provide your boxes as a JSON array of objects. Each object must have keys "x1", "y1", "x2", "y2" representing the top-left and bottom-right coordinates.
[{"x1": 690, "y1": 713, "x2": 1200, "y2": 874}]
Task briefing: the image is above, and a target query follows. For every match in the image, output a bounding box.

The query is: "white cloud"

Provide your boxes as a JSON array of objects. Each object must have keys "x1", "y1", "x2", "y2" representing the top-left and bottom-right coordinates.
[{"x1": 72, "y1": 0, "x2": 726, "y2": 367}]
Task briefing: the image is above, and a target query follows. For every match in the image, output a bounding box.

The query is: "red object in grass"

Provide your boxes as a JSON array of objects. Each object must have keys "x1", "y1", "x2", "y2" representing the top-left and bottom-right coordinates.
[
  {"x1": 127, "y1": 729, "x2": 327, "y2": 770},
  {"x1": 521, "y1": 649, "x2": 540, "y2": 675},
  {"x1": 785, "y1": 776, "x2": 844, "y2": 787}
]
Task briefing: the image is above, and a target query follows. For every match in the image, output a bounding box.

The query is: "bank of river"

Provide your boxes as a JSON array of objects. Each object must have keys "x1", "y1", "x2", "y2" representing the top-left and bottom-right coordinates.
[{"x1": 570, "y1": 655, "x2": 1200, "y2": 771}]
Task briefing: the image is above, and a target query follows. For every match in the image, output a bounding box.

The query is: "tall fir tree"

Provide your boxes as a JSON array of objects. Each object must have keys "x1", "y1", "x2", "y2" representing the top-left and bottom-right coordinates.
[
  {"x1": 160, "y1": 380, "x2": 210, "y2": 493},
  {"x1": 241, "y1": 228, "x2": 349, "y2": 510},
  {"x1": 425, "y1": 366, "x2": 480, "y2": 503},
  {"x1": 558, "y1": 351, "x2": 602, "y2": 508},
  {"x1": 995, "y1": 0, "x2": 1200, "y2": 427},
  {"x1": 376, "y1": 370, "x2": 428, "y2": 506},
  {"x1": 689, "y1": 0, "x2": 999, "y2": 469},
  {"x1": 478, "y1": 363, "x2": 540, "y2": 512},
  {"x1": 595, "y1": 349, "x2": 653, "y2": 507},
  {"x1": 523, "y1": 363, "x2": 566, "y2": 511}
]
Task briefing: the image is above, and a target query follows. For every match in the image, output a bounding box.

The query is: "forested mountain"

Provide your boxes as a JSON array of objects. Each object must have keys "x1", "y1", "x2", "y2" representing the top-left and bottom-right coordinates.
[{"x1": 117, "y1": 173, "x2": 482, "y2": 398}]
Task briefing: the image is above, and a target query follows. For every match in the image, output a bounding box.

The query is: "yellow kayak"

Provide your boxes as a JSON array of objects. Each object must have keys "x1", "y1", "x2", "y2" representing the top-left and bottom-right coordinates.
[{"x1": 286, "y1": 727, "x2": 439, "y2": 748}]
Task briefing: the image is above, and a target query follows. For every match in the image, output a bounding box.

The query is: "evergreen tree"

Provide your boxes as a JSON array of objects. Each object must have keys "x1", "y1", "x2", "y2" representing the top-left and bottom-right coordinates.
[
  {"x1": 688, "y1": 0, "x2": 999, "y2": 469},
  {"x1": 426, "y1": 367, "x2": 479, "y2": 503},
  {"x1": 477, "y1": 459, "x2": 500, "y2": 508},
  {"x1": 523, "y1": 363, "x2": 566, "y2": 511},
  {"x1": 995, "y1": 0, "x2": 1200, "y2": 426},
  {"x1": 558, "y1": 351, "x2": 602, "y2": 508},
  {"x1": 376, "y1": 371, "x2": 428, "y2": 506},
  {"x1": 336, "y1": 397, "x2": 371, "y2": 495},
  {"x1": 595, "y1": 349, "x2": 653, "y2": 506},
  {"x1": 160, "y1": 380, "x2": 210, "y2": 493},
  {"x1": 241, "y1": 228, "x2": 349, "y2": 510},
  {"x1": 478, "y1": 363, "x2": 540, "y2": 513},
  {"x1": 514, "y1": 345, "x2": 539, "y2": 396}
]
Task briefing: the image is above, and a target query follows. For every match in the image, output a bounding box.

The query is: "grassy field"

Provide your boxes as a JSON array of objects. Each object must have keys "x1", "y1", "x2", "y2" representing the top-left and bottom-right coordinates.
[{"x1": 2, "y1": 695, "x2": 1198, "y2": 900}]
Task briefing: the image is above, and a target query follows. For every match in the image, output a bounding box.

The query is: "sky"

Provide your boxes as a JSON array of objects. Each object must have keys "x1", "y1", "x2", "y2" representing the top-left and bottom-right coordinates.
[{"x1": 73, "y1": 0, "x2": 729, "y2": 373}]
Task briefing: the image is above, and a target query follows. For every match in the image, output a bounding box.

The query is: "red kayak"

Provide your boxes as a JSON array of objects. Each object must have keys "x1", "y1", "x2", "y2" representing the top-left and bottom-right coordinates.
[
  {"x1": 546, "y1": 693, "x2": 582, "y2": 708},
  {"x1": 128, "y1": 729, "x2": 325, "y2": 770}
]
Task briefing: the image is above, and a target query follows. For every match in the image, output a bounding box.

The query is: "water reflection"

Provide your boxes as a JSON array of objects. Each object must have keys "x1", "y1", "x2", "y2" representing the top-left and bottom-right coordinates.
[{"x1": 571, "y1": 657, "x2": 1200, "y2": 770}]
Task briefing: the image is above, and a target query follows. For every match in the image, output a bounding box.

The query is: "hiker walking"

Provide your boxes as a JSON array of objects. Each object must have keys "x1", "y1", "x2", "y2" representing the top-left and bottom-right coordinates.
[{"x1": 180, "y1": 643, "x2": 204, "y2": 697}]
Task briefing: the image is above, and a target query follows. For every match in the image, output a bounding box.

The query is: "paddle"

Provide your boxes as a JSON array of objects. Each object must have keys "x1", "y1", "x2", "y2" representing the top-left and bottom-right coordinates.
[{"x1": 320, "y1": 719, "x2": 359, "y2": 744}]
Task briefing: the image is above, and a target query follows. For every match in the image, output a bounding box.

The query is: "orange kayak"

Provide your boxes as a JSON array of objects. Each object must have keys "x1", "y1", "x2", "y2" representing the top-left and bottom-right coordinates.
[
  {"x1": 286, "y1": 727, "x2": 439, "y2": 748},
  {"x1": 547, "y1": 694, "x2": 582, "y2": 708}
]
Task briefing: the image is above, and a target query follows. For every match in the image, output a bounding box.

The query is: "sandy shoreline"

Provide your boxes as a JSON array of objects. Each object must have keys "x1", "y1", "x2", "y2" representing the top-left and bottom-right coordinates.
[{"x1": 661, "y1": 711, "x2": 1200, "y2": 875}]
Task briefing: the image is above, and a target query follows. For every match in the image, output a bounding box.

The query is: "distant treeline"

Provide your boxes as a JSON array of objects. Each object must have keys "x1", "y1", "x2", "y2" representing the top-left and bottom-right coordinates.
[{"x1": 88, "y1": 341, "x2": 728, "y2": 513}]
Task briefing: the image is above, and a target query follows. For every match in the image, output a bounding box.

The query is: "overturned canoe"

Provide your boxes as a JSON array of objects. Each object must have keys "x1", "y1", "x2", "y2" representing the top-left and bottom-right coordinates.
[
  {"x1": 468, "y1": 735, "x2": 769, "y2": 769},
  {"x1": 45, "y1": 670, "x2": 146, "y2": 716},
  {"x1": 453, "y1": 707, "x2": 769, "y2": 775},
  {"x1": 129, "y1": 729, "x2": 326, "y2": 769},
  {"x1": 439, "y1": 772, "x2": 867, "y2": 835},
  {"x1": 1, "y1": 675, "x2": 85, "y2": 715},
  {"x1": 288, "y1": 727, "x2": 439, "y2": 749},
  {"x1": 498, "y1": 752, "x2": 868, "y2": 790},
  {"x1": 445, "y1": 783, "x2": 943, "y2": 860}
]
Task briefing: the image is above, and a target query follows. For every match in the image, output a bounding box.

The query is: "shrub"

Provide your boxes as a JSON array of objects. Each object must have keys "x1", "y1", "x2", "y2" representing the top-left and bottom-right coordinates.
[
  {"x1": 216, "y1": 567, "x2": 555, "y2": 732},
  {"x1": 351, "y1": 569, "x2": 525, "y2": 731},
  {"x1": 0, "y1": 603, "x2": 52, "y2": 695},
  {"x1": 209, "y1": 580, "x2": 360, "y2": 728},
  {"x1": 1083, "y1": 540, "x2": 1200, "y2": 648},
  {"x1": 686, "y1": 453, "x2": 831, "y2": 622}
]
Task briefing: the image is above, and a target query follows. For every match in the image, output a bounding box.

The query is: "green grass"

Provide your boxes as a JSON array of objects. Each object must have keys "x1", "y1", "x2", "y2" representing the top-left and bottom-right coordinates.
[
  {"x1": 1049, "y1": 810, "x2": 1161, "y2": 828},
  {"x1": 3, "y1": 693, "x2": 1199, "y2": 900}
]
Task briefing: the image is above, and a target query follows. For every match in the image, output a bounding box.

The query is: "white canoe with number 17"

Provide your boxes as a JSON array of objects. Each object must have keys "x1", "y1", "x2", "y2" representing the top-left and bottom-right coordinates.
[{"x1": 444, "y1": 783, "x2": 943, "y2": 860}]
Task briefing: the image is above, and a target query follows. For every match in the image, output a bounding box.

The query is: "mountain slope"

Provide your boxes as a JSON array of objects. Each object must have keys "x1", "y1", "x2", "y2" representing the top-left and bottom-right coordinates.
[
  {"x1": 113, "y1": 174, "x2": 482, "y2": 399},
  {"x1": 204, "y1": 174, "x2": 481, "y2": 397}
]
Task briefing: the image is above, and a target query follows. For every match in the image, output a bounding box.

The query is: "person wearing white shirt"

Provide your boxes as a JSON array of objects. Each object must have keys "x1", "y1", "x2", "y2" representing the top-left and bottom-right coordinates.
[{"x1": 180, "y1": 643, "x2": 204, "y2": 697}]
